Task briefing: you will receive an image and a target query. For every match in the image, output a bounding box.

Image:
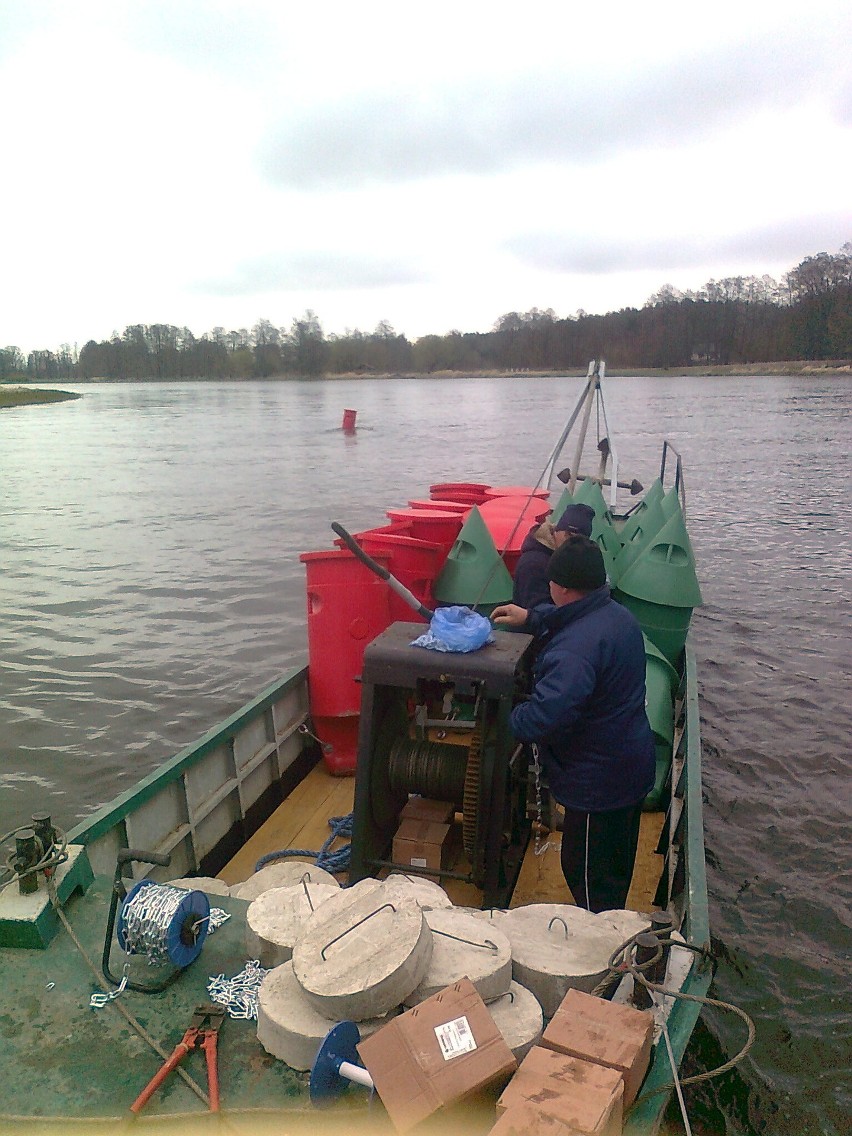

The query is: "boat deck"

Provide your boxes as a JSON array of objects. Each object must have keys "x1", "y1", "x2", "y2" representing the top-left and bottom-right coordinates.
[
  {"x1": 0, "y1": 770, "x2": 665, "y2": 1127},
  {"x1": 1, "y1": 875, "x2": 311, "y2": 1126},
  {"x1": 218, "y1": 762, "x2": 666, "y2": 913}
]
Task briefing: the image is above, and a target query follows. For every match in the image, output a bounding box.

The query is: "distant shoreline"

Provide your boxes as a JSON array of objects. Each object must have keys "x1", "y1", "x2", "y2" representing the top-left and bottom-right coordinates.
[
  {"x1": 322, "y1": 361, "x2": 852, "y2": 380},
  {"x1": 2, "y1": 360, "x2": 850, "y2": 407}
]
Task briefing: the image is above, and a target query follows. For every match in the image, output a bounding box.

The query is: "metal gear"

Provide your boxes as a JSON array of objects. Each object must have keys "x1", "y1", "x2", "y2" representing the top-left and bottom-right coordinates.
[{"x1": 462, "y1": 724, "x2": 482, "y2": 860}]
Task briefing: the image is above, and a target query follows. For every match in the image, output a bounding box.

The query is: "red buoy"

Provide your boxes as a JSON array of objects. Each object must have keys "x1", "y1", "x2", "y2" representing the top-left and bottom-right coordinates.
[{"x1": 342, "y1": 409, "x2": 357, "y2": 431}]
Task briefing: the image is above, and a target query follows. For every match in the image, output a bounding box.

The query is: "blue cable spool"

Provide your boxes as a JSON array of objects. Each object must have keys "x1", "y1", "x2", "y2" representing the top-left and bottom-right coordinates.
[{"x1": 117, "y1": 879, "x2": 211, "y2": 969}]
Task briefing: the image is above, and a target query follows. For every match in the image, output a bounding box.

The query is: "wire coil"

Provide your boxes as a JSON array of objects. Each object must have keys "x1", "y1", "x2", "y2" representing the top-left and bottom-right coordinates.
[
  {"x1": 387, "y1": 737, "x2": 468, "y2": 806},
  {"x1": 118, "y1": 880, "x2": 210, "y2": 969}
]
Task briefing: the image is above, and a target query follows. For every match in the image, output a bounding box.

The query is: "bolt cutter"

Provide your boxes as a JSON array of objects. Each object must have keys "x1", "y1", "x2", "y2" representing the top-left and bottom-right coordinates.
[{"x1": 130, "y1": 1002, "x2": 225, "y2": 1113}]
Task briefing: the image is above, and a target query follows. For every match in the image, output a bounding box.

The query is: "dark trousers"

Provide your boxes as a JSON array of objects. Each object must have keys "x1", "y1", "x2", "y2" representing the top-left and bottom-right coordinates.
[{"x1": 560, "y1": 802, "x2": 643, "y2": 913}]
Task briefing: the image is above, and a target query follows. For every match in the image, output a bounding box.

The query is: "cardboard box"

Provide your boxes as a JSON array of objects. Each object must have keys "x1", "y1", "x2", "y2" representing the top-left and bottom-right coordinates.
[
  {"x1": 496, "y1": 1046, "x2": 623, "y2": 1136},
  {"x1": 541, "y1": 987, "x2": 654, "y2": 1106},
  {"x1": 400, "y1": 796, "x2": 456, "y2": 825},
  {"x1": 392, "y1": 817, "x2": 452, "y2": 878},
  {"x1": 489, "y1": 1101, "x2": 577, "y2": 1136},
  {"x1": 357, "y1": 977, "x2": 517, "y2": 1132}
]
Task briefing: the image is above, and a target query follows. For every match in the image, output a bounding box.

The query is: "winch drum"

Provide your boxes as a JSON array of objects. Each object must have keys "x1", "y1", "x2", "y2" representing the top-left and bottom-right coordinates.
[{"x1": 348, "y1": 621, "x2": 534, "y2": 908}]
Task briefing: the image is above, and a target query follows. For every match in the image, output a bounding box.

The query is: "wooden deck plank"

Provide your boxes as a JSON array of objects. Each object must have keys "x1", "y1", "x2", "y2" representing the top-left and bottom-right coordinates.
[
  {"x1": 629, "y1": 811, "x2": 666, "y2": 912},
  {"x1": 510, "y1": 830, "x2": 568, "y2": 908},
  {"x1": 219, "y1": 766, "x2": 355, "y2": 885},
  {"x1": 220, "y1": 763, "x2": 667, "y2": 913},
  {"x1": 220, "y1": 764, "x2": 666, "y2": 913},
  {"x1": 509, "y1": 810, "x2": 664, "y2": 912}
]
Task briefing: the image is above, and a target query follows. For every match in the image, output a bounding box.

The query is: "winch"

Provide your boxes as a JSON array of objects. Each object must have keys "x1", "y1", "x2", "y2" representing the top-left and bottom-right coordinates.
[{"x1": 348, "y1": 621, "x2": 534, "y2": 908}]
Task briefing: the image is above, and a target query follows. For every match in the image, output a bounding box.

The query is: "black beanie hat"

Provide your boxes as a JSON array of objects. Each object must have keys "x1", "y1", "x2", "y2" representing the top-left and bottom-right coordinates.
[{"x1": 547, "y1": 535, "x2": 606, "y2": 591}]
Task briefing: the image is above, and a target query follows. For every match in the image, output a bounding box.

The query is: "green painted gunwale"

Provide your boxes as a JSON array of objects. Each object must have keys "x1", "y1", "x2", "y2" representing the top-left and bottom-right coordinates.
[{"x1": 624, "y1": 646, "x2": 712, "y2": 1135}]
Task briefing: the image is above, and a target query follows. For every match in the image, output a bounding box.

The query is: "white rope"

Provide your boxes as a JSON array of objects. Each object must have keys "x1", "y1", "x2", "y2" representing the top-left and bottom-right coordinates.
[{"x1": 661, "y1": 1018, "x2": 693, "y2": 1136}]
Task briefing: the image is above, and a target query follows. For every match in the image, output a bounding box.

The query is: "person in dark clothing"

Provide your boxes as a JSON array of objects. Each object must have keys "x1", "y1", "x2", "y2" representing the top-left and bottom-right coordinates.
[
  {"x1": 512, "y1": 502, "x2": 596, "y2": 610},
  {"x1": 492, "y1": 535, "x2": 655, "y2": 912}
]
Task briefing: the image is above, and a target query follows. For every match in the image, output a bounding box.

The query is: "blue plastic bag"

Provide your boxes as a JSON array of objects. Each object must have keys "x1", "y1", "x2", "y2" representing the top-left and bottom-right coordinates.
[{"x1": 410, "y1": 606, "x2": 494, "y2": 653}]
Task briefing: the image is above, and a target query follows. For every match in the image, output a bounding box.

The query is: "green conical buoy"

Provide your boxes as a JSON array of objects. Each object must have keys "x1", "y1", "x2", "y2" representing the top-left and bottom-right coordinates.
[
  {"x1": 617, "y1": 509, "x2": 703, "y2": 608},
  {"x1": 573, "y1": 478, "x2": 614, "y2": 526},
  {"x1": 614, "y1": 509, "x2": 703, "y2": 665},
  {"x1": 642, "y1": 635, "x2": 678, "y2": 810},
  {"x1": 432, "y1": 505, "x2": 514, "y2": 611},
  {"x1": 618, "y1": 479, "x2": 664, "y2": 546},
  {"x1": 549, "y1": 487, "x2": 574, "y2": 526},
  {"x1": 547, "y1": 484, "x2": 621, "y2": 583},
  {"x1": 591, "y1": 512, "x2": 622, "y2": 584},
  {"x1": 660, "y1": 485, "x2": 682, "y2": 521},
  {"x1": 611, "y1": 494, "x2": 668, "y2": 581}
]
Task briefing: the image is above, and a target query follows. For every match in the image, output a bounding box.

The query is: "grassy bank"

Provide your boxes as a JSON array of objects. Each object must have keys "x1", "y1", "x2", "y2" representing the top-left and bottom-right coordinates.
[
  {"x1": 629, "y1": 360, "x2": 851, "y2": 377},
  {"x1": 329, "y1": 360, "x2": 851, "y2": 380},
  {"x1": 0, "y1": 386, "x2": 81, "y2": 408}
]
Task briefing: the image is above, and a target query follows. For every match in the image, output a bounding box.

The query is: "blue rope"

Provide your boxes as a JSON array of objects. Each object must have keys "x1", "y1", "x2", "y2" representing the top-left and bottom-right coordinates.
[{"x1": 254, "y1": 813, "x2": 353, "y2": 876}]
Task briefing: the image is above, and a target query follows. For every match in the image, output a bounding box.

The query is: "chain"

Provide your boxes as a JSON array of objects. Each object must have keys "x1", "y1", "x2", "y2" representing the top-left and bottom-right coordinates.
[
  {"x1": 90, "y1": 894, "x2": 230, "y2": 1010},
  {"x1": 298, "y1": 722, "x2": 332, "y2": 753},
  {"x1": 207, "y1": 960, "x2": 269, "y2": 1019},
  {"x1": 531, "y1": 744, "x2": 553, "y2": 856},
  {"x1": 122, "y1": 884, "x2": 190, "y2": 964},
  {"x1": 90, "y1": 963, "x2": 130, "y2": 1009},
  {"x1": 207, "y1": 907, "x2": 231, "y2": 932},
  {"x1": 121, "y1": 884, "x2": 230, "y2": 967}
]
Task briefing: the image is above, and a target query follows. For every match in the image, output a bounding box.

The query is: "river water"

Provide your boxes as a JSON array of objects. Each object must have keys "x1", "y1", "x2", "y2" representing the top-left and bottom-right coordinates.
[{"x1": 1, "y1": 375, "x2": 849, "y2": 1134}]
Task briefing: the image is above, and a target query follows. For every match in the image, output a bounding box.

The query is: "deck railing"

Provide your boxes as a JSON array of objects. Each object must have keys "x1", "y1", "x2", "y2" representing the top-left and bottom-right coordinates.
[{"x1": 624, "y1": 645, "x2": 712, "y2": 1134}]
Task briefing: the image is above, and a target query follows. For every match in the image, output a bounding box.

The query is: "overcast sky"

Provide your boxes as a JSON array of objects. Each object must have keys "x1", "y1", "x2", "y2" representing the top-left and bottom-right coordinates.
[{"x1": 2, "y1": 0, "x2": 850, "y2": 354}]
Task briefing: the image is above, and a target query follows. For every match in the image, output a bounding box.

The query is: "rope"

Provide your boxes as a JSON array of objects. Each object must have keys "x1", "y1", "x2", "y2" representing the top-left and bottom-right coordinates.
[
  {"x1": 661, "y1": 1019, "x2": 693, "y2": 1136},
  {"x1": 46, "y1": 879, "x2": 210, "y2": 1107},
  {"x1": 1, "y1": 825, "x2": 69, "y2": 894},
  {"x1": 627, "y1": 981, "x2": 757, "y2": 1109},
  {"x1": 592, "y1": 929, "x2": 757, "y2": 1117},
  {"x1": 254, "y1": 812, "x2": 353, "y2": 875}
]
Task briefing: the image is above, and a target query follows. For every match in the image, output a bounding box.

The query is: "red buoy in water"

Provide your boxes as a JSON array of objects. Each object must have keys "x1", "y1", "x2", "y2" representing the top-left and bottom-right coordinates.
[{"x1": 342, "y1": 409, "x2": 357, "y2": 431}]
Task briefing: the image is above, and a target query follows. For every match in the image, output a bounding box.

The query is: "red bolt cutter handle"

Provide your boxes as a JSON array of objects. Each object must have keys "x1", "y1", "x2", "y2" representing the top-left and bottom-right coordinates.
[
  {"x1": 129, "y1": 1003, "x2": 223, "y2": 1114},
  {"x1": 130, "y1": 1033, "x2": 196, "y2": 1114},
  {"x1": 201, "y1": 1029, "x2": 220, "y2": 1111}
]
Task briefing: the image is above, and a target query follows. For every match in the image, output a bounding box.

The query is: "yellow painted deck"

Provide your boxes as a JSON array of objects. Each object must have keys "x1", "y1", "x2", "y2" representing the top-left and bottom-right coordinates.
[{"x1": 220, "y1": 763, "x2": 665, "y2": 912}]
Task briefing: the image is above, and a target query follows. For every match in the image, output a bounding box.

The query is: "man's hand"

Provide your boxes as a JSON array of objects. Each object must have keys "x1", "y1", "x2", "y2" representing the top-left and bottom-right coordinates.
[{"x1": 491, "y1": 603, "x2": 529, "y2": 628}]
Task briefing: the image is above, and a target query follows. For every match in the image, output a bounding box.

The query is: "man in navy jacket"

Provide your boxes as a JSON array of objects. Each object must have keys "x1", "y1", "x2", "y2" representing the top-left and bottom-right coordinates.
[
  {"x1": 512, "y1": 502, "x2": 596, "y2": 610},
  {"x1": 492, "y1": 535, "x2": 655, "y2": 912}
]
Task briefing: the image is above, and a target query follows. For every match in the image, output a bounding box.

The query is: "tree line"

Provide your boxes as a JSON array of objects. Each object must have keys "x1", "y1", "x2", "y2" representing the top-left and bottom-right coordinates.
[{"x1": 2, "y1": 244, "x2": 849, "y2": 383}]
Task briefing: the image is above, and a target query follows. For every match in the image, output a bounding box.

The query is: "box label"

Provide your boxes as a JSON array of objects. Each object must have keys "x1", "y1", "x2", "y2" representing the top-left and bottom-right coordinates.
[
  {"x1": 435, "y1": 1015, "x2": 477, "y2": 1060},
  {"x1": 411, "y1": 857, "x2": 427, "y2": 867}
]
